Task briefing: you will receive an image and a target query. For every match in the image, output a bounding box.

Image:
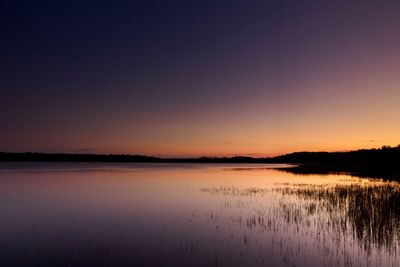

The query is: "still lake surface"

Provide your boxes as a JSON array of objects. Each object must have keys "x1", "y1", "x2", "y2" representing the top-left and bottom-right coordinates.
[{"x1": 0, "y1": 163, "x2": 399, "y2": 267}]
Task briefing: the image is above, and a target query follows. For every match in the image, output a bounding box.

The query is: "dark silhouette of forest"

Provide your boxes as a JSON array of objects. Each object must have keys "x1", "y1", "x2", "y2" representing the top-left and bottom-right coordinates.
[
  {"x1": 1, "y1": 145, "x2": 399, "y2": 179},
  {"x1": 0, "y1": 153, "x2": 265, "y2": 163},
  {"x1": 271, "y1": 145, "x2": 400, "y2": 179}
]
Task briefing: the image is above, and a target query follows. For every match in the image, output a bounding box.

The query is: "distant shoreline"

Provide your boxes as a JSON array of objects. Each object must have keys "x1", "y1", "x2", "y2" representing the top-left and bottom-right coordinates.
[
  {"x1": 0, "y1": 152, "x2": 272, "y2": 163},
  {"x1": 1, "y1": 146, "x2": 399, "y2": 180}
]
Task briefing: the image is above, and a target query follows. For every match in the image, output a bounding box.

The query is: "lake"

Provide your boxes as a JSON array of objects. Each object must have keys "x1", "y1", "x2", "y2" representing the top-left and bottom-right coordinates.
[{"x1": 0, "y1": 163, "x2": 398, "y2": 267}]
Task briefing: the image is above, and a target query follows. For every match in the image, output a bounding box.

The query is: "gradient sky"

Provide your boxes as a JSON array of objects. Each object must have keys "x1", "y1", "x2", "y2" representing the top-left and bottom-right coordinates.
[{"x1": 1, "y1": 1, "x2": 400, "y2": 156}]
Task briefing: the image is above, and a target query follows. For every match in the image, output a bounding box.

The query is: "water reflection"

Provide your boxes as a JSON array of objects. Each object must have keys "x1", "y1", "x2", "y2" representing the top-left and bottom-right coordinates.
[
  {"x1": 0, "y1": 163, "x2": 398, "y2": 266},
  {"x1": 201, "y1": 179, "x2": 400, "y2": 267},
  {"x1": 275, "y1": 181, "x2": 400, "y2": 255}
]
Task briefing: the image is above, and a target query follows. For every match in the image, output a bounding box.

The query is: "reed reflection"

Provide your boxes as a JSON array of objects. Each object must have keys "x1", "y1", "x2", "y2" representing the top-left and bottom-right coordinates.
[
  {"x1": 0, "y1": 164, "x2": 399, "y2": 267},
  {"x1": 201, "y1": 178, "x2": 400, "y2": 266},
  {"x1": 275, "y1": 181, "x2": 400, "y2": 255}
]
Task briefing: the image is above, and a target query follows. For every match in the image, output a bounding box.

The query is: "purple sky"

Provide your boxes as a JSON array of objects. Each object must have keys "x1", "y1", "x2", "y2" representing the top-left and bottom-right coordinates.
[{"x1": 1, "y1": 1, "x2": 400, "y2": 156}]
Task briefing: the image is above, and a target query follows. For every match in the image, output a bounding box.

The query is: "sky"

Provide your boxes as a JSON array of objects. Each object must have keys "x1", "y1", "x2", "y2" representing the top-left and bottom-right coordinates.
[{"x1": 1, "y1": 0, "x2": 400, "y2": 157}]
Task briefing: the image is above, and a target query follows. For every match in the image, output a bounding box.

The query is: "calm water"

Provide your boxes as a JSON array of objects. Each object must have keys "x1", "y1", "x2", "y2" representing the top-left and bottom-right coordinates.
[{"x1": 0, "y1": 163, "x2": 398, "y2": 267}]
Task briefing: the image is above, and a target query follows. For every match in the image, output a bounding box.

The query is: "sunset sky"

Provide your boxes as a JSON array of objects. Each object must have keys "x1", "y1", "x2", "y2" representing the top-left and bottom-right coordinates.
[{"x1": 1, "y1": 1, "x2": 400, "y2": 157}]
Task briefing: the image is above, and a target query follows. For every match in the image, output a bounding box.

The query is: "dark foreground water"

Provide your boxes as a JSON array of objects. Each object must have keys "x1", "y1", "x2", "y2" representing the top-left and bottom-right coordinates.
[{"x1": 0, "y1": 163, "x2": 398, "y2": 267}]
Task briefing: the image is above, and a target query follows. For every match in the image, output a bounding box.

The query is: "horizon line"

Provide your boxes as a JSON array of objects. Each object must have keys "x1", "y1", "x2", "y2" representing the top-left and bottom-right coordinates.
[{"x1": 1, "y1": 144, "x2": 399, "y2": 159}]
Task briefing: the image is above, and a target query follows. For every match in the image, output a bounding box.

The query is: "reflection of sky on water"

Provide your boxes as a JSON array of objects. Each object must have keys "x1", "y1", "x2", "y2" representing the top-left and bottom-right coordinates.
[{"x1": 0, "y1": 163, "x2": 398, "y2": 266}]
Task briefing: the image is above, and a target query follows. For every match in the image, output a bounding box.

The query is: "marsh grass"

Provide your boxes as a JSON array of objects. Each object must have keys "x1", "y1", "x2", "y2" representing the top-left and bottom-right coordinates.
[
  {"x1": 275, "y1": 181, "x2": 400, "y2": 255},
  {"x1": 200, "y1": 180, "x2": 400, "y2": 266},
  {"x1": 200, "y1": 187, "x2": 271, "y2": 197}
]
